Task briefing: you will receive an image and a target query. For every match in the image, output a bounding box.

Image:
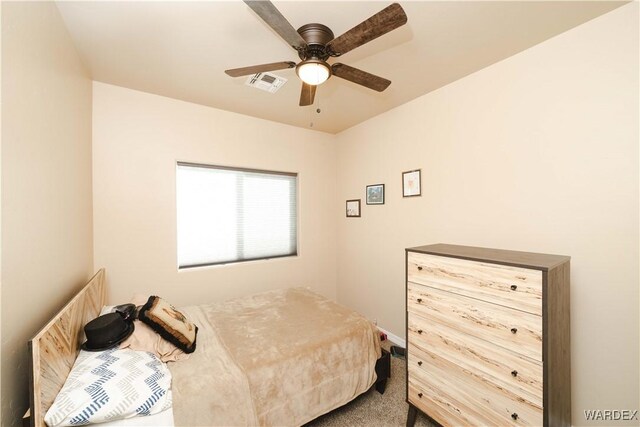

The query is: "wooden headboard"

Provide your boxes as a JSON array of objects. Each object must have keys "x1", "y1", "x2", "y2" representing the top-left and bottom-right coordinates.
[{"x1": 27, "y1": 269, "x2": 106, "y2": 427}]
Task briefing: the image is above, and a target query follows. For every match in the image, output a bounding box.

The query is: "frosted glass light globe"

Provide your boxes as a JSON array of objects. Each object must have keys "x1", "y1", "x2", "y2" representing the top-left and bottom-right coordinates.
[{"x1": 296, "y1": 60, "x2": 331, "y2": 86}]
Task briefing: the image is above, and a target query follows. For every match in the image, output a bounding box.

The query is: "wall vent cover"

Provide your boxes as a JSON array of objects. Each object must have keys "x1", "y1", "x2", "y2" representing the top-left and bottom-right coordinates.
[{"x1": 245, "y1": 72, "x2": 287, "y2": 93}]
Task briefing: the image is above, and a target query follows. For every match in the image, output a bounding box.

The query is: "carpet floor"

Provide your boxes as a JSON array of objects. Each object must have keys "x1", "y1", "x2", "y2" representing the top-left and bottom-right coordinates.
[{"x1": 306, "y1": 341, "x2": 435, "y2": 427}]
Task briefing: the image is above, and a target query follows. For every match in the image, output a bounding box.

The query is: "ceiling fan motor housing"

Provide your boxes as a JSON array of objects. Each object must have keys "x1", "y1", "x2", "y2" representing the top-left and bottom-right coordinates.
[{"x1": 297, "y1": 23, "x2": 334, "y2": 61}]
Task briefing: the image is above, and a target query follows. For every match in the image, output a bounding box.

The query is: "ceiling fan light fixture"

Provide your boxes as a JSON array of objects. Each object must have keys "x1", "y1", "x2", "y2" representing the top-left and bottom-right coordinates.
[{"x1": 296, "y1": 59, "x2": 331, "y2": 86}]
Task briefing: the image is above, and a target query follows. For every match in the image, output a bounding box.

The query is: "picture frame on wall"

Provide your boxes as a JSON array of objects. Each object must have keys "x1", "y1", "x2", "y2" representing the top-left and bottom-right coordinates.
[
  {"x1": 402, "y1": 169, "x2": 421, "y2": 197},
  {"x1": 346, "y1": 199, "x2": 361, "y2": 217},
  {"x1": 366, "y1": 184, "x2": 385, "y2": 205}
]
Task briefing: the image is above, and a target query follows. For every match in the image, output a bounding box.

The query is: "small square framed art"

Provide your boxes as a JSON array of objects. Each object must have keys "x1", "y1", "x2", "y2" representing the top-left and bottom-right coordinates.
[
  {"x1": 402, "y1": 169, "x2": 421, "y2": 197},
  {"x1": 346, "y1": 199, "x2": 361, "y2": 217},
  {"x1": 366, "y1": 184, "x2": 385, "y2": 205}
]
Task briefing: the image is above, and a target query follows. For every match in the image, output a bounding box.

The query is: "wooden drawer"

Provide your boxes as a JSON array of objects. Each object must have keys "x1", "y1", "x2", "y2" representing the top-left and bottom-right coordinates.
[
  {"x1": 408, "y1": 341, "x2": 543, "y2": 426},
  {"x1": 408, "y1": 252, "x2": 542, "y2": 315},
  {"x1": 408, "y1": 377, "x2": 471, "y2": 426},
  {"x1": 408, "y1": 281, "x2": 542, "y2": 361},
  {"x1": 408, "y1": 311, "x2": 543, "y2": 407}
]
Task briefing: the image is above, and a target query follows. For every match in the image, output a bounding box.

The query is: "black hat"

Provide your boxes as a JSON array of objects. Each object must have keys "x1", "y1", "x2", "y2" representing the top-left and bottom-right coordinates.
[{"x1": 81, "y1": 312, "x2": 135, "y2": 351}]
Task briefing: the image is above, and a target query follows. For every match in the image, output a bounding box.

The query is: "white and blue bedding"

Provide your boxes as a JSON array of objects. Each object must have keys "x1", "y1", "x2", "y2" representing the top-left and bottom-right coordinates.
[{"x1": 44, "y1": 348, "x2": 172, "y2": 427}]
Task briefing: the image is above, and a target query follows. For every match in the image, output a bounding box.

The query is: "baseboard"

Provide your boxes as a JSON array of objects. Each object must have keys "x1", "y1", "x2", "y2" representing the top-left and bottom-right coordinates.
[{"x1": 377, "y1": 326, "x2": 406, "y2": 349}]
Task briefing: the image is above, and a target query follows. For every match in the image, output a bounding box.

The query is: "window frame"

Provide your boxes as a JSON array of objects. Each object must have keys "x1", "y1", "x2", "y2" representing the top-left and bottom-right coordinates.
[{"x1": 176, "y1": 161, "x2": 300, "y2": 270}]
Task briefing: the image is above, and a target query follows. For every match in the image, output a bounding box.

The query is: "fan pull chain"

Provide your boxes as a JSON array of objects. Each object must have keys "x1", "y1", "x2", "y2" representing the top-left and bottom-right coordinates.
[{"x1": 309, "y1": 91, "x2": 322, "y2": 128}]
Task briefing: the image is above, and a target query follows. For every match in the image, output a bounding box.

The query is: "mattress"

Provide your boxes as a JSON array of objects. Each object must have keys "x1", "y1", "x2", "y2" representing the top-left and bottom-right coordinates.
[{"x1": 167, "y1": 287, "x2": 381, "y2": 426}]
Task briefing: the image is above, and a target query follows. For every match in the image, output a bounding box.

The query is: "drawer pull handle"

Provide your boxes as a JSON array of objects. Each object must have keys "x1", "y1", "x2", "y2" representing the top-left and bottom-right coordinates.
[
  {"x1": 418, "y1": 361, "x2": 423, "y2": 366},
  {"x1": 510, "y1": 284, "x2": 518, "y2": 291},
  {"x1": 511, "y1": 327, "x2": 518, "y2": 334},
  {"x1": 417, "y1": 329, "x2": 423, "y2": 334},
  {"x1": 418, "y1": 392, "x2": 423, "y2": 398},
  {"x1": 417, "y1": 298, "x2": 423, "y2": 303},
  {"x1": 417, "y1": 266, "x2": 423, "y2": 271},
  {"x1": 511, "y1": 370, "x2": 518, "y2": 377},
  {"x1": 511, "y1": 413, "x2": 519, "y2": 420}
]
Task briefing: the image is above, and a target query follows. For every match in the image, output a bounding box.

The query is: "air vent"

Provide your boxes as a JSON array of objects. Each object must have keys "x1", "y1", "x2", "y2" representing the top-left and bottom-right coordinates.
[{"x1": 245, "y1": 72, "x2": 287, "y2": 93}]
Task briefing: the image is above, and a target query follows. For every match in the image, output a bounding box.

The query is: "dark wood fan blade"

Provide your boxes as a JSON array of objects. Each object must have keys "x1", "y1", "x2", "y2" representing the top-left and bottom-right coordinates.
[
  {"x1": 299, "y1": 83, "x2": 316, "y2": 106},
  {"x1": 225, "y1": 61, "x2": 296, "y2": 77},
  {"x1": 326, "y1": 3, "x2": 407, "y2": 56},
  {"x1": 332, "y1": 63, "x2": 391, "y2": 92},
  {"x1": 244, "y1": 0, "x2": 308, "y2": 52}
]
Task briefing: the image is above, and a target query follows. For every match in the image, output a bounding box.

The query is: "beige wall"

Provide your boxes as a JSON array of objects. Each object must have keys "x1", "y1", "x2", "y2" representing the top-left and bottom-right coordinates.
[
  {"x1": 1, "y1": 2, "x2": 94, "y2": 425},
  {"x1": 335, "y1": 3, "x2": 638, "y2": 426},
  {"x1": 92, "y1": 82, "x2": 337, "y2": 306}
]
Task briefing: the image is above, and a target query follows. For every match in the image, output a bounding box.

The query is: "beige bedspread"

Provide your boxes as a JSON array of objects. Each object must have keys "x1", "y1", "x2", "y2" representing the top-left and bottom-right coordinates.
[{"x1": 168, "y1": 287, "x2": 381, "y2": 426}]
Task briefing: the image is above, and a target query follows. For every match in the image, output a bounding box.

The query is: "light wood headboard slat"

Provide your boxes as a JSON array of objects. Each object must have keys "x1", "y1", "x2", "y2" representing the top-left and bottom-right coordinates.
[{"x1": 28, "y1": 269, "x2": 106, "y2": 427}]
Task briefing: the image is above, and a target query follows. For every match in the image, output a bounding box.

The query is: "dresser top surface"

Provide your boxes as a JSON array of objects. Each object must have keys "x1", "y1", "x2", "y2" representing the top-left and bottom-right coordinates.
[{"x1": 406, "y1": 243, "x2": 570, "y2": 271}]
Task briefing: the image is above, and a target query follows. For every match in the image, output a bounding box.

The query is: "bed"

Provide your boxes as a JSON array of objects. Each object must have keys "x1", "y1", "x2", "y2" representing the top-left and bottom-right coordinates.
[{"x1": 26, "y1": 270, "x2": 386, "y2": 426}]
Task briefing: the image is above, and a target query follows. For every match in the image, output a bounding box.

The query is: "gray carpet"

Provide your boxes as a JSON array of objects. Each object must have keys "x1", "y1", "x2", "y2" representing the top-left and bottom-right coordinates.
[{"x1": 306, "y1": 341, "x2": 435, "y2": 427}]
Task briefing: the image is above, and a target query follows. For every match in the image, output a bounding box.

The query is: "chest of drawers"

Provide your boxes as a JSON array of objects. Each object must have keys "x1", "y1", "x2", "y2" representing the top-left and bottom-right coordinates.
[{"x1": 405, "y1": 244, "x2": 570, "y2": 427}]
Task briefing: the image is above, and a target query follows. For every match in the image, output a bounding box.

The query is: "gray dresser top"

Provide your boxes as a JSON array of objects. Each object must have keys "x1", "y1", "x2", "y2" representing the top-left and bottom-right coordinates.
[{"x1": 406, "y1": 243, "x2": 570, "y2": 271}]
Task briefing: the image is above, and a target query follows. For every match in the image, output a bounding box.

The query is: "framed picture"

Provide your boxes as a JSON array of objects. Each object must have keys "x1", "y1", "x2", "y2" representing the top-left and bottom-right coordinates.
[
  {"x1": 346, "y1": 199, "x2": 361, "y2": 217},
  {"x1": 366, "y1": 184, "x2": 385, "y2": 205},
  {"x1": 402, "y1": 169, "x2": 421, "y2": 197}
]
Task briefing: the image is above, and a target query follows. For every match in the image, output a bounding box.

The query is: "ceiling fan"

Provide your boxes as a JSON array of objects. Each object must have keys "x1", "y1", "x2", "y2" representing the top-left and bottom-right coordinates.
[{"x1": 225, "y1": 1, "x2": 408, "y2": 106}]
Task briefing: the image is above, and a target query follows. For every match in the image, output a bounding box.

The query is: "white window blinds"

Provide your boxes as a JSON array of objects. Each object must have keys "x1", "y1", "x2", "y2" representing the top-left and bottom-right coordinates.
[{"x1": 177, "y1": 162, "x2": 297, "y2": 268}]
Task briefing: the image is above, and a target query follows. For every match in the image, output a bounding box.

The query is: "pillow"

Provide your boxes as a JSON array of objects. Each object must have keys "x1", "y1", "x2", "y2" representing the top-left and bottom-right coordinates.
[
  {"x1": 138, "y1": 296, "x2": 198, "y2": 354},
  {"x1": 119, "y1": 295, "x2": 190, "y2": 363},
  {"x1": 44, "y1": 348, "x2": 172, "y2": 427}
]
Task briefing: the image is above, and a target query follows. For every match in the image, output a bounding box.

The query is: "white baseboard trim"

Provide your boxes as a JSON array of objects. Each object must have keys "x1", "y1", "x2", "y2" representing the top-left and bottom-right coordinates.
[{"x1": 377, "y1": 325, "x2": 406, "y2": 349}]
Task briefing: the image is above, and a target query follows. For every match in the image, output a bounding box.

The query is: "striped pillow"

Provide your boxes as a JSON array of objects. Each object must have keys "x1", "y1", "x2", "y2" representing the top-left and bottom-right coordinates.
[{"x1": 44, "y1": 348, "x2": 171, "y2": 426}]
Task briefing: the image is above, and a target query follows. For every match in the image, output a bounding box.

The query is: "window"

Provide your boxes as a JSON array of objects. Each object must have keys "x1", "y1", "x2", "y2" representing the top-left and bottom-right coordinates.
[{"x1": 176, "y1": 162, "x2": 298, "y2": 268}]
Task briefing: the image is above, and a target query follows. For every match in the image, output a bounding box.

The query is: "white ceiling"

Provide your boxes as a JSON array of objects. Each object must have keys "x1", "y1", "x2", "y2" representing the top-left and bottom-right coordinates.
[{"x1": 56, "y1": 1, "x2": 625, "y2": 134}]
